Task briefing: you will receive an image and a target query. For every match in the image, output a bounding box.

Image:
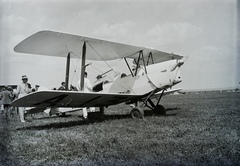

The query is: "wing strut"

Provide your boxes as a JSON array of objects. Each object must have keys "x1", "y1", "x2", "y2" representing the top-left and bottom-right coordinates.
[
  {"x1": 80, "y1": 42, "x2": 86, "y2": 91},
  {"x1": 134, "y1": 51, "x2": 147, "y2": 76},
  {"x1": 124, "y1": 58, "x2": 134, "y2": 77},
  {"x1": 147, "y1": 52, "x2": 154, "y2": 65},
  {"x1": 65, "y1": 52, "x2": 70, "y2": 90}
]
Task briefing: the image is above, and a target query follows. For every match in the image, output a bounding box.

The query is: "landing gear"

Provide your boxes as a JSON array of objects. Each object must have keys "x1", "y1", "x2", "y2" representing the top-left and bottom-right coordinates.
[
  {"x1": 154, "y1": 104, "x2": 166, "y2": 115},
  {"x1": 132, "y1": 89, "x2": 167, "y2": 118},
  {"x1": 130, "y1": 107, "x2": 144, "y2": 119},
  {"x1": 144, "y1": 98, "x2": 166, "y2": 116}
]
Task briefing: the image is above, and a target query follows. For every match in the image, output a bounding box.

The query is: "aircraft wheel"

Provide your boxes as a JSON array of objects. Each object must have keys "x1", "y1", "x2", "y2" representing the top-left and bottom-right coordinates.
[
  {"x1": 154, "y1": 105, "x2": 166, "y2": 115},
  {"x1": 130, "y1": 107, "x2": 144, "y2": 119}
]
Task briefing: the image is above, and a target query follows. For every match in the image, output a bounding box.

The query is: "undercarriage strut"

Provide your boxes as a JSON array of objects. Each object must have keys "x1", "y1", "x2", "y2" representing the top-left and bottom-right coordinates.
[{"x1": 141, "y1": 89, "x2": 166, "y2": 115}]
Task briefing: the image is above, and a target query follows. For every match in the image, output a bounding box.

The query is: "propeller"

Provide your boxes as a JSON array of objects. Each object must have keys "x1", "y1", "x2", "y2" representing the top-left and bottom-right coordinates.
[{"x1": 170, "y1": 56, "x2": 189, "y2": 72}]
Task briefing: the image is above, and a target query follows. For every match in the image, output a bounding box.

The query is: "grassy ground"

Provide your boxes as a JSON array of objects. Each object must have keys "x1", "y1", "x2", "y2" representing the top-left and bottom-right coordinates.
[{"x1": 0, "y1": 92, "x2": 240, "y2": 165}]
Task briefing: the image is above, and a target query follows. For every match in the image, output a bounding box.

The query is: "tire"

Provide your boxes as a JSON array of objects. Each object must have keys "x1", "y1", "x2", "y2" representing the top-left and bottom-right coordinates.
[
  {"x1": 154, "y1": 105, "x2": 166, "y2": 115},
  {"x1": 130, "y1": 107, "x2": 143, "y2": 119}
]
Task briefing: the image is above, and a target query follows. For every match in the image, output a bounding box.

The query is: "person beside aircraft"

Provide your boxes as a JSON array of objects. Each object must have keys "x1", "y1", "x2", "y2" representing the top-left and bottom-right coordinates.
[
  {"x1": 0, "y1": 86, "x2": 13, "y2": 117},
  {"x1": 77, "y1": 72, "x2": 93, "y2": 92},
  {"x1": 15, "y1": 75, "x2": 32, "y2": 122},
  {"x1": 77, "y1": 72, "x2": 95, "y2": 119},
  {"x1": 0, "y1": 89, "x2": 2, "y2": 114},
  {"x1": 48, "y1": 82, "x2": 66, "y2": 117}
]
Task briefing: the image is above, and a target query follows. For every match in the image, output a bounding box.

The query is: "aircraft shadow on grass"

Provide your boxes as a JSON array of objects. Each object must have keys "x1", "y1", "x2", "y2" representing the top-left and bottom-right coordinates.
[{"x1": 16, "y1": 107, "x2": 179, "y2": 131}]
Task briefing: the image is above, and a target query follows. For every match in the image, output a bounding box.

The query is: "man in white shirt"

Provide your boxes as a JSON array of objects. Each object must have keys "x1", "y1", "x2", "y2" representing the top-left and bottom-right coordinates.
[
  {"x1": 77, "y1": 72, "x2": 95, "y2": 119},
  {"x1": 15, "y1": 75, "x2": 32, "y2": 122}
]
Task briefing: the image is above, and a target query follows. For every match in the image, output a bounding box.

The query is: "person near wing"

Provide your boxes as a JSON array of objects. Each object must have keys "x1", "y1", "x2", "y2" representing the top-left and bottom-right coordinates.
[
  {"x1": 0, "y1": 86, "x2": 13, "y2": 117},
  {"x1": 15, "y1": 75, "x2": 32, "y2": 122},
  {"x1": 77, "y1": 72, "x2": 95, "y2": 119}
]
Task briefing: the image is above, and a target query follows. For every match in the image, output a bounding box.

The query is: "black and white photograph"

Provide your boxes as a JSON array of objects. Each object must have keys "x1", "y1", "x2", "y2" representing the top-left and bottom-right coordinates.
[{"x1": 0, "y1": 0, "x2": 239, "y2": 165}]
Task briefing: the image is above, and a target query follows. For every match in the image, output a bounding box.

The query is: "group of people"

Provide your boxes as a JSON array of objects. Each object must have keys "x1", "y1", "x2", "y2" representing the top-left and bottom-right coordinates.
[
  {"x1": 0, "y1": 72, "x2": 95, "y2": 122},
  {"x1": 0, "y1": 75, "x2": 32, "y2": 122}
]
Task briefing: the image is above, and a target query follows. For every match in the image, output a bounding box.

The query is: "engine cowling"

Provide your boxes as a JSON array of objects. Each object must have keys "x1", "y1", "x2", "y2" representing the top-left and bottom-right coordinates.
[{"x1": 146, "y1": 60, "x2": 183, "y2": 88}]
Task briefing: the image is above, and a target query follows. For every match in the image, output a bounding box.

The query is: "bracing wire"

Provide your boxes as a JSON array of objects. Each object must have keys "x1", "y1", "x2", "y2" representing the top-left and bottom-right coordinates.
[
  {"x1": 71, "y1": 50, "x2": 118, "y2": 83},
  {"x1": 86, "y1": 41, "x2": 137, "y2": 94},
  {"x1": 86, "y1": 41, "x2": 119, "y2": 76}
]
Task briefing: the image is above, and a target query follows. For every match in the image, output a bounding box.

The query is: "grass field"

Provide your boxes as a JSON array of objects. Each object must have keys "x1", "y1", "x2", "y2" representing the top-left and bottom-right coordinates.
[{"x1": 0, "y1": 92, "x2": 240, "y2": 165}]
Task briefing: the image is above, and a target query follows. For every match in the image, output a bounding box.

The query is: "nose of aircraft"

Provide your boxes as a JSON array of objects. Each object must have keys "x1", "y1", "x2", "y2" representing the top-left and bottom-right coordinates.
[{"x1": 173, "y1": 69, "x2": 182, "y2": 85}]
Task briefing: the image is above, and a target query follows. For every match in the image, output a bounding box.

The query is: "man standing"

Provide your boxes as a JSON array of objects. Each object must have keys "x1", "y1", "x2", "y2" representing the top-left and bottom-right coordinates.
[
  {"x1": 0, "y1": 86, "x2": 13, "y2": 117},
  {"x1": 15, "y1": 75, "x2": 32, "y2": 122},
  {"x1": 77, "y1": 72, "x2": 95, "y2": 119}
]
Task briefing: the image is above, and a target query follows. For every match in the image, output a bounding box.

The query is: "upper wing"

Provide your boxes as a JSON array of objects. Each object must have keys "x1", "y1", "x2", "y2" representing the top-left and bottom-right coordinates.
[
  {"x1": 11, "y1": 90, "x2": 140, "y2": 108},
  {"x1": 14, "y1": 30, "x2": 183, "y2": 62}
]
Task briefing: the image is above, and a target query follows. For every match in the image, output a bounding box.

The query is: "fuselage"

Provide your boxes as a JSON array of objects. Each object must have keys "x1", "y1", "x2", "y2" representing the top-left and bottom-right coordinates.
[{"x1": 95, "y1": 59, "x2": 183, "y2": 96}]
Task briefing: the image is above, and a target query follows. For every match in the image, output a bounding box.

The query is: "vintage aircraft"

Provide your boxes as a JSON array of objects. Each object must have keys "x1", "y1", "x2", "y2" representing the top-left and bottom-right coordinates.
[{"x1": 12, "y1": 30, "x2": 187, "y2": 119}]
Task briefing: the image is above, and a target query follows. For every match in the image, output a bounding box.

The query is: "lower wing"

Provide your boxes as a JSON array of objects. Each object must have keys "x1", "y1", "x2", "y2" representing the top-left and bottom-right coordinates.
[
  {"x1": 12, "y1": 90, "x2": 141, "y2": 108},
  {"x1": 153, "y1": 88, "x2": 183, "y2": 97}
]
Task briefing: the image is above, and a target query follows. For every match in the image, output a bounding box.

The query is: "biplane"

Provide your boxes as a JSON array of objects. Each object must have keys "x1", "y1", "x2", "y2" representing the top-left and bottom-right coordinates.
[{"x1": 12, "y1": 30, "x2": 187, "y2": 119}]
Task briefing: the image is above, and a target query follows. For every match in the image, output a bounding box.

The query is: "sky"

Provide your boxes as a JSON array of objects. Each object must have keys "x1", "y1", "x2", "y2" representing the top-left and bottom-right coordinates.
[{"x1": 0, "y1": 0, "x2": 239, "y2": 90}]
